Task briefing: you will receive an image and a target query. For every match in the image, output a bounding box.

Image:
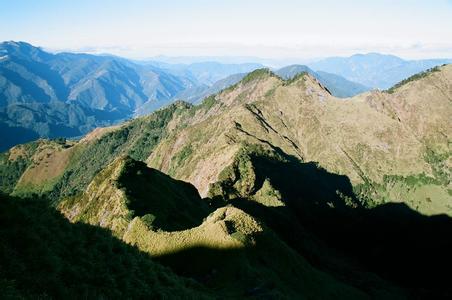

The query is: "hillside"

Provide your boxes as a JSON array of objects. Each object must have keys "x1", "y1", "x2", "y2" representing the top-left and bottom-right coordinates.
[
  {"x1": 1, "y1": 65, "x2": 451, "y2": 298},
  {"x1": 145, "y1": 66, "x2": 451, "y2": 216}
]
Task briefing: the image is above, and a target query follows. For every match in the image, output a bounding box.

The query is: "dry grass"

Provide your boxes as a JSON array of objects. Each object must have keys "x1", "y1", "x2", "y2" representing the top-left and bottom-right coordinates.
[{"x1": 16, "y1": 143, "x2": 73, "y2": 189}]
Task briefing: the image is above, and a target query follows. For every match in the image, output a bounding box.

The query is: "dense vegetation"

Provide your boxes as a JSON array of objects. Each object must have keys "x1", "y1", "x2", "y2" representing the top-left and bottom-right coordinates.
[{"x1": 0, "y1": 142, "x2": 38, "y2": 193}]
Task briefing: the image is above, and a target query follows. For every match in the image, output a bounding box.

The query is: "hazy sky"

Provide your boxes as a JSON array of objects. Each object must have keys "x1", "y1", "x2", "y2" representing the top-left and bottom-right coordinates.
[{"x1": 1, "y1": 0, "x2": 451, "y2": 60}]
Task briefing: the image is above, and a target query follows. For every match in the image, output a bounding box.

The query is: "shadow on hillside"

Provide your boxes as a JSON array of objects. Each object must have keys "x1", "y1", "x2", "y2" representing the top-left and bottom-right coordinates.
[
  {"x1": 0, "y1": 193, "x2": 207, "y2": 299},
  {"x1": 207, "y1": 148, "x2": 452, "y2": 298},
  {"x1": 117, "y1": 158, "x2": 212, "y2": 231},
  {"x1": 153, "y1": 244, "x2": 328, "y2": 299}
]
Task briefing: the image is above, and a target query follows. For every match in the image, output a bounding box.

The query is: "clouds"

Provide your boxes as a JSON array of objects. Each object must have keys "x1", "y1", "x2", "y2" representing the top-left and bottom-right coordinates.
[{"x1": 1, "y1": 0, "x2": 451, "y2": 59}]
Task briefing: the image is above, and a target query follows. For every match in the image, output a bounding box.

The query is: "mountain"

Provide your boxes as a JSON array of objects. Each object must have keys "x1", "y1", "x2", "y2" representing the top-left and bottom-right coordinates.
[
  {"x1": 138, "y1": 60, "x2": 263, "y2": 87},
  {"x1": 309, "y1": 52, "x2": 452, "y2": 89},
  {"x1": 1, "y1": 65, "x2": 451, "y2": 298},
  {"x1": 172, "y1": 73, "x2": 248, "y2": 104},
  {"x1": 0, "y1": 41, "x2": 198, "y2": 150},
  {"x1": 0, "y1": 41, "x2": 263, "y2": 150},
  {"x1": 133, "y1": 61, "x2": 264, "y2": 109},
  {"x1": 0, "y1": 41, "x2": 192, "y2": 111},
  {"x1": 275, "y1": 64, "x2": 370, "y2": 97},
  {"x1": 162, "y1": 64, "x2": 370, "y2": 106},
  {"x1": 182, "y1": 62, "x2": 263, "y2": 85}
]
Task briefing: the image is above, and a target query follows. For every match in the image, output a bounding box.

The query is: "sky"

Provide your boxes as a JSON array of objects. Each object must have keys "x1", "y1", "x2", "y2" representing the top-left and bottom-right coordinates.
[{"x1": 1, "y1": 0, "x2": 451, "y2": 61}]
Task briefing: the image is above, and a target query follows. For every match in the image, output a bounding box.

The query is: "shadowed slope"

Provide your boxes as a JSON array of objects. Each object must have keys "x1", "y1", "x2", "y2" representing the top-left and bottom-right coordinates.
[
  {"x1": 58, "y1": 156, "x2": 373, "y2": 299},
  {"x1": 207, "y1": 143, "x2": 452, "y2": 297},
  {"x1": 59, "y1": 156, "x2": 211, "y2": 232},
  {"x1": 0, "y1": 193, "x2": 212, "y2": 299}
]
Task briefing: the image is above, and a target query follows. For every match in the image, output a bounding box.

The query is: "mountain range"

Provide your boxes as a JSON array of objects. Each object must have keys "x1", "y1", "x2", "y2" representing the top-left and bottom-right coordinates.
[
  {"x1": 309, "y1": 52, "x2": 452, "y2": 89},
  {"x1": 2, "y1": 41, "x2": 450, "y2": 151},
  {"x1": 0, "y1": 41, "x2": 263, "y2": 150},
  {"x1": 1, "y1": 64, "x2": 451, "y2": 298}
]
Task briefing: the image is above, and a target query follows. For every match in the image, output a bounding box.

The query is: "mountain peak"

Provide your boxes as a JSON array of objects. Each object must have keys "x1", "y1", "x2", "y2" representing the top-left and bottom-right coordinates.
[
  {"x1": 0, "y1": 40, "x2": 50, "y2": 62},
  {"x1": 0, "y1": 41, "x2": 41, "y2": 51},
  {"x1": 240, "y1": 68, "x2": 281, "y2": 84}
]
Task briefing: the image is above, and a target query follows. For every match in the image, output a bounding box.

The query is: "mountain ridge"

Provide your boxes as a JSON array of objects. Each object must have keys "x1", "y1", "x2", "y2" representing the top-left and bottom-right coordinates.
[
  {"x1": 4, "y1": 42, "x2": 447, "y2": 152},
  {"x1": 0, "y1": 41, "x2": 263, "y2": 150},
  {"x1": 1, "y1": 63, "x2": 451, "y2": 297}
]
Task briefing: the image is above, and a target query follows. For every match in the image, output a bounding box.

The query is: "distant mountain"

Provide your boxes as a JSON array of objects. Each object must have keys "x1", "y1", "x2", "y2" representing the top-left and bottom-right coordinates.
[
  {"x1": 172, "y1": 73, "x2": 248, "y2": 105},
  {"x1": 157, "y1": 64, "x2": 371, "y2": 108},
  {"x1": 309, "y1": 53, "x2": 452, "y2": 89},
  {"x1": 182, "y1": 62, "x2": 262, "y2": 85},
  {"x1": 0, "y1": 42, "x2": 193, "y2": 111},
  {"x1": 142, "y1": 55, "x2": 308, "y2": 67},
  {"x1": 0, "y1": 41, "x2": 200, "y2": 150},
  {"x1": 139, "y1": 60, "x2": 262, "y2": 86},
  {"x1": 1, "y1": 42, "x2": 449, "y2": 152},
  {"x1": 0, "y1": 101, "x2": 123, "y2": 142},
  {"x1": 275, "y1": 65, "x2": 370, "y2": 97},
  {"x1": 0, "y1": 41, "x2": 262, "y2": 150}
]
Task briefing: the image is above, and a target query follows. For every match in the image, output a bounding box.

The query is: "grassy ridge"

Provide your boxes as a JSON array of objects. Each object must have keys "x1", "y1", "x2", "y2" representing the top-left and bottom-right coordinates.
[{"x1": 386, "y1": 65, "x2": 443, "y2": 93}]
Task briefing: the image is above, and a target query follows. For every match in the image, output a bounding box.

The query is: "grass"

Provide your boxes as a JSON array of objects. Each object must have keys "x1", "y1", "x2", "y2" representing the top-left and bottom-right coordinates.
[
  {"x1": 240, "y1": 68, "x2": 280, "y2": 85},
  {"x1": 57, "y1": 154, "x2": 371, "y2": 298},
  {"x1": 386, "y1": 66, "x2": 443, "y2": 93},
  {"x1": 117, "y1": 157, "x2": 211, "y2": 231},
  {"x1": 282, "y1": 71, "x2": 308, "y2": 86},
  {"x1": 354, "y1": 172, "x2": 452, "y2": 216},
  {"x1": 168, "y1": 144, "x2": 193, "y2": 176}
]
